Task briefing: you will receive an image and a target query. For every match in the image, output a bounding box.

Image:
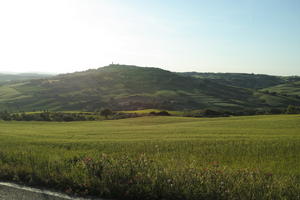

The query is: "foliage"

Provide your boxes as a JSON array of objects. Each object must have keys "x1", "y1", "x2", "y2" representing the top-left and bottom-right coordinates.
[
  {"x1": 100, "y1": 108, "x2": 113, "y2": 119},
  {"x1": 286, "y1": 105, "x2": 300, "y2": 114},
  {"x1": 149, "y1": 110, "x2": 171, "y2": 116},
  {"x1": 0, "y1": 111, "x2": 97, "y2": 121}
]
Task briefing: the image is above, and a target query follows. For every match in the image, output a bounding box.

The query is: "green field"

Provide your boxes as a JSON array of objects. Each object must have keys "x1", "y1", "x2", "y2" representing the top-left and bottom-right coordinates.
[{"x1": 0, "y1": 115, "x2": 300, "y2": 199}]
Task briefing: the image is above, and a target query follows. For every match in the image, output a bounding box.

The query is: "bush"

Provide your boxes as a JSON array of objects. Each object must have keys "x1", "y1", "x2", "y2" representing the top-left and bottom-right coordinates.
[
  {"x1": 268, "y1": 108, "x2": 284, "y2": 114},
  {"x1": 202, "y1": 109, "x2": 222, "y2": 117},
  {"x1": 100, "y1": 108, "x2": 113, "y2": 119},
  {"x1": 111, "y1": 112, "x2": 140, "y2": 120},
  {"x1": 286, "y1": 105, "x2": 300, "y2": 114},
  {"x1": 149, "y1": 111, "x2": 171, "y2": 116},
  {"x1": 157, "y1": 111, "x2": 171, "y2": 116}
]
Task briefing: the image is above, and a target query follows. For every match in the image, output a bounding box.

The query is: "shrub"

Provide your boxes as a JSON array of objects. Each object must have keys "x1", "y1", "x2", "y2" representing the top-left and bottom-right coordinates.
[
  {"x1": 268, "y1": 108, "x2": 284, "y2": 114},
  {"x1": 100, "y1": 108, "x2": 113, "y2": 119},
  {"x1": 149, "y1": 111, "x2": 171, "y2": 116},
  {"x1": 286, "y1": 105, "x2": 300, "y2": 114}
]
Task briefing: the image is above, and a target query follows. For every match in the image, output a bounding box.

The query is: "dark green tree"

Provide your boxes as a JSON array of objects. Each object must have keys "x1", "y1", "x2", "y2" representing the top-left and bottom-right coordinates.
[
  {"x1": 100, "y1": 108, "x2": 113, "y2": 119},
  {"x1": 286, "y1": 105, "x2": 300, "y2": 114}
]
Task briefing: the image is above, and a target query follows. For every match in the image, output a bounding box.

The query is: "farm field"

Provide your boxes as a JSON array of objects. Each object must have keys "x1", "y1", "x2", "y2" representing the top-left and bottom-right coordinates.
[{"x1": 0, "y1": 115, "x2": 300, "y2": 199}]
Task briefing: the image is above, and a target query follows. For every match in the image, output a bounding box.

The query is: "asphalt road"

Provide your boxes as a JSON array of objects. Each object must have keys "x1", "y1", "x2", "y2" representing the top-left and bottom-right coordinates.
[{"x1": 0, "y1": 182, "x2": 96, "y2": 200}]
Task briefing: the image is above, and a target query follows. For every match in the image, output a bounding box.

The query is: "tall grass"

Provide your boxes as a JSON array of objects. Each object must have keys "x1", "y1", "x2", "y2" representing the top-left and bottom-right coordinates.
[{"x1": 0, "y1": 115, "x2": 300, "y2": 199}]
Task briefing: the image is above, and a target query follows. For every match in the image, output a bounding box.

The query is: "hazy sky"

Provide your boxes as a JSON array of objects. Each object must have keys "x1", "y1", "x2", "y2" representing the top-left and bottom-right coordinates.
[{"x1": 0, "y1": 0, "x2": 299, "y2": 75}]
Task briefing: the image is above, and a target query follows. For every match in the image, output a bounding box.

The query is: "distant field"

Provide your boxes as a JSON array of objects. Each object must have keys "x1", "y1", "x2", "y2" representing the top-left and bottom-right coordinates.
[{"x1": 0, "y1": 115, "x2": 299, "y2": 199}]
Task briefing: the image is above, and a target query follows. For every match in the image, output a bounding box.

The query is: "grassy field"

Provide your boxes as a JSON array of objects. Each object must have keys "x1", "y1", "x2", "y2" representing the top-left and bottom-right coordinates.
[{"x1": 0, "y1": 115, "x2": 299, "y2": 199}]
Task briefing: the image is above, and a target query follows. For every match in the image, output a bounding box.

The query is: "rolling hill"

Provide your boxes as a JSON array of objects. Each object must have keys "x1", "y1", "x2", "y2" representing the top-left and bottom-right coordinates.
[{"x1": 0, "y1": 64, "x2": 299, "y2": 111}]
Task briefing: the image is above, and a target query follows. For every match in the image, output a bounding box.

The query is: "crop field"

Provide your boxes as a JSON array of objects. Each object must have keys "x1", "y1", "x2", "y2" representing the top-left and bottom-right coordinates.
[{"x1": 0, "y1": 115, "x2": 300, "y2": 199}]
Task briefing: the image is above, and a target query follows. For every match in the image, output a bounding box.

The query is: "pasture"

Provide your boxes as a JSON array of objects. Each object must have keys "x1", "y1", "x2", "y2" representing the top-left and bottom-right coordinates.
[{"x1": 0, "y1": 115, "x2": 299, "y2": 199}]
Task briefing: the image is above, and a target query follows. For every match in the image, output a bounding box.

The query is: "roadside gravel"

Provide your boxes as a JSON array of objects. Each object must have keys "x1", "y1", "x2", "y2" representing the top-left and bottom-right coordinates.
[{"x1": 0, "y1": 182, "x2": 101, "y2": 200}]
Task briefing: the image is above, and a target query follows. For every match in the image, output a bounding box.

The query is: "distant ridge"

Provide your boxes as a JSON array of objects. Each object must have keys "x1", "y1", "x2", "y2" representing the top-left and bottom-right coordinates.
[{"x1": 0, "y1": 73, "x2": 53, "y2": 84}]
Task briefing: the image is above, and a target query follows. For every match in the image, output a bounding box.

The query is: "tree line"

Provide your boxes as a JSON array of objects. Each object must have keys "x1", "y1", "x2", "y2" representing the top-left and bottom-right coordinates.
[
  {"x1": 0, "y1": 109, "x2": 140, "y2": 122},
  {"x1": 0, "y1": 111, "x2": 97, "y2": 122},
  {"x1": 183, "y1": 105, "x2": 300, "y2": 118},
  {"x1": 0, "y1": 105, "x2": 300, "y2": 122}
]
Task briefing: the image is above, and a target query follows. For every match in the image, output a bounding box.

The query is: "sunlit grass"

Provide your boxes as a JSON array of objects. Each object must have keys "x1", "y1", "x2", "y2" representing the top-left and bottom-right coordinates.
[{"x1": 0, "y1": 115, "x2": 299, "y2": 199}]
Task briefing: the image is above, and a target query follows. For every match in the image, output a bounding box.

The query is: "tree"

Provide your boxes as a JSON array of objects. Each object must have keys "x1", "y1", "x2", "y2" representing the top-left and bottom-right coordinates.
[
  {"x1": 268, "y1": 108, "x2": 283, "y2": 114},
  {"x1": 157, "y1": 111, "x2": 171, "y2": 116},
  {"x1": 286, "y1": 105, "x2": 300, "y2": 114},
  {"x1": 100, "y1": 108, "x2": 113, "y2": 119},
  {"x1": 0, "y1": 111, "x2": 10, "y2": 120},
  {"x1": 202, "y1": 109, "x2": 222, "y2": 117}
]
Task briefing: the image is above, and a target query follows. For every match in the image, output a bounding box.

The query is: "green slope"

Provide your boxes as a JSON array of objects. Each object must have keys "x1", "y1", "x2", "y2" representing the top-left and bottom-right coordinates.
[
  {"x1": 262, "y1": 81, "x2": 300, "y2": 96},
  {"x1": 0, "y1": 64, "x2": 299, "y2": 111}
]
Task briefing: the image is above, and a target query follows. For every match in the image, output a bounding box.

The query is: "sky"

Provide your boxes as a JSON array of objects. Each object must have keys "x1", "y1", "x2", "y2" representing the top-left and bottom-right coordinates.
[{"x1": 0, "y1": 0, "x2": 299, "y2": 75}]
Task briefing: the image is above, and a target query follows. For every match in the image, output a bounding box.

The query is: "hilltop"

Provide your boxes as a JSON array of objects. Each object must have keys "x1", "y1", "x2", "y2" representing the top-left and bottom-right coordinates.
[{"x1": 0, "y1": 64, "x2": 299, "y2": 111}]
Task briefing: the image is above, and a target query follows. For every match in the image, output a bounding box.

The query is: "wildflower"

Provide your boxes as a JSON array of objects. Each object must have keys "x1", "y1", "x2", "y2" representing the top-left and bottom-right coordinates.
[{"x1": 265, "y1": 173, "x2": 273, "y2": 178}]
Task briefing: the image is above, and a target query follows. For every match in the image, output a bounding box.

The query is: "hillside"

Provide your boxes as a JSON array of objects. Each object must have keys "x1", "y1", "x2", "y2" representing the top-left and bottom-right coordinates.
[
  {"x1": 0, "y1": 64, "x2": 299, "y2": 111},
  {"x1": 181, "y1": 72, "x2": 300, "y2": 89},
  {"x1": 261, "y1": 81, "x2": 300, "y2": 96}
]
